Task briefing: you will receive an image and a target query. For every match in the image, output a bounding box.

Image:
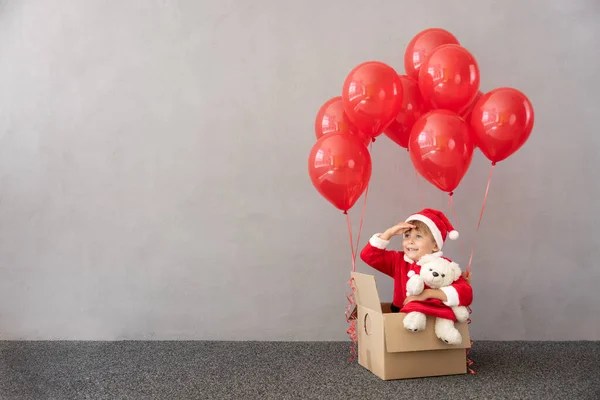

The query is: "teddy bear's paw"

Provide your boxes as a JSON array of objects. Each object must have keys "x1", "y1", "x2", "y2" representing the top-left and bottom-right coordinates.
[
  {"x1": 435, "y1": 318, "x2": 463, "y2": 345},
  {"x1": 403, "y1": 312, "x2": 426, "y2": 332},
  {"x1": 406, "y1": 276, "x2": 424, "y2": 296},
  {"x1": 452, "y1": 306, "x2": 469, "y2": 323}
]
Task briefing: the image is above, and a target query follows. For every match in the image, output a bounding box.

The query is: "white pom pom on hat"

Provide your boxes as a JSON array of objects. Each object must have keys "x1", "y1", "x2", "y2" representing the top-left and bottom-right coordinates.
[{"x1": 448, "y1": 230, "x2": 459, "y2": 240}]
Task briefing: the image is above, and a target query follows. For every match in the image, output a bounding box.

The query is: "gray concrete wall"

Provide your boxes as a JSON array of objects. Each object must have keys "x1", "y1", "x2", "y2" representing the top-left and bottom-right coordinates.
[{"x1": 0, "y1": 0, "x2": 598, "y2": 340}]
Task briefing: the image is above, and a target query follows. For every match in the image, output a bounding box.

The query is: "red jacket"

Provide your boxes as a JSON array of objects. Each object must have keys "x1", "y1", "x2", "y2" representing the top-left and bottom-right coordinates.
[{"x1": 359, "y1": 234, "x2": 473, "y2": 321}]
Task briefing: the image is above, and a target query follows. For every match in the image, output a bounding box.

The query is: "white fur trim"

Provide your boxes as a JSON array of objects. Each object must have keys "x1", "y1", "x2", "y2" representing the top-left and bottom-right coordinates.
[
  {"x1": 404, "y1": 254, "x2": 413, "y2": 263},
  {"x1": 440, "y1": 286, "x2": 460, "y2": 307},
  {"x1": 407, "y1": 270, "x2": 415, "y2": 278},
  {"x1": 369, "y1": 234, "x2": 389, "y2": 249},
  {"x1": 448, "y1": 230, "x2": 459, "y2": 240},
  {"x1": 406, "y1": 214, "x2": 443, "y2": 250}
]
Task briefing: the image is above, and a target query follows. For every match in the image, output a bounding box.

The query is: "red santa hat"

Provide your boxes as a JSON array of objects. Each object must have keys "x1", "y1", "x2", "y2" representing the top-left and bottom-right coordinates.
[{"x1": 405, "y1": 208, "x2": 458, "y2": 250}]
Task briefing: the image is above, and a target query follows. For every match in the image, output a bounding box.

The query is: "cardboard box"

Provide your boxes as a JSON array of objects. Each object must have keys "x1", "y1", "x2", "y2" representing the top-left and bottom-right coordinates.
[{"x1": 351, "y1": 271, "x2": 471, "y2": 380}]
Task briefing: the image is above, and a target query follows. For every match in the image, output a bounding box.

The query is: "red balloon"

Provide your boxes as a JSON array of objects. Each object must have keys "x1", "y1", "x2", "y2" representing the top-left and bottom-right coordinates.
[
  {"x1": 308, "y1": 132, "x2": 372, "y2": 212},
  {"x1": 418, "y1": 44, "x2": 480, "y2": 113},
  {"x1": 314, "y1": 96, "x2": 371, "y2": 146},
  {"x1": 404, "y1": 28, "x2": 460, "y2": 80},
  {"x1": 469, "y1": 88, "x2": 534, "y2": 163},
  {"x1": 409, "y1": 110, "x2": 474, "y2": 193},
  {"x1": 460, "y1": 90, "x2": 483, "y2": 121},
  {"x1": 342, "y1": 61, "x2": 404, "y2": 139},
  {"x1": 384, "y1": 75, "x2": 427, "y2": 148}
]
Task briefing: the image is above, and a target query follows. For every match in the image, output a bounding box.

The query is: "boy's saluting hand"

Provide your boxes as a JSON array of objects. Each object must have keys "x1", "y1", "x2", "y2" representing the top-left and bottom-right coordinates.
[{"x1": 379, "y1": 222, "x2": 416, "y2": 241}]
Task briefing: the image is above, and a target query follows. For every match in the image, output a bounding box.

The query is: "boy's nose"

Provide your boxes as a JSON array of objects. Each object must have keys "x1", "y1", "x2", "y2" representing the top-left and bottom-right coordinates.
[{"x1": 432, "y1": 271, "x2": 439, "y2": 277}]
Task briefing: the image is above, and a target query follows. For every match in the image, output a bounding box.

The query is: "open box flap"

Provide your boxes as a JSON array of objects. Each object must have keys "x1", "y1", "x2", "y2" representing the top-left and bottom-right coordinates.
[
  {"x1": 351, "y1": 272, "x2": 382, "y2": 312},
  {"x1": 383, "y1": 313, "x2": 471, "y2": 353}
]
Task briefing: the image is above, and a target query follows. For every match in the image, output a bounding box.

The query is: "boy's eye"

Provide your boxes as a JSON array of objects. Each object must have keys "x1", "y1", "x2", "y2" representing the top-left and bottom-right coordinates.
[{"x1": 416, "y1": 235, "x2": 422, "y2": 239}]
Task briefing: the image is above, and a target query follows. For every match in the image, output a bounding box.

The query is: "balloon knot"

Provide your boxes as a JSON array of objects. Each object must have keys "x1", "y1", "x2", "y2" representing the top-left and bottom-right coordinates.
[
  {"x1": 449, "y1": 191, "x2": 454, "y2": 197},
  {"x1": 491, "y1": 161, "x2": 497, "y2": 166},
  {"x1": 343, "y1": 210, "x2": 348, "y2": 215}
]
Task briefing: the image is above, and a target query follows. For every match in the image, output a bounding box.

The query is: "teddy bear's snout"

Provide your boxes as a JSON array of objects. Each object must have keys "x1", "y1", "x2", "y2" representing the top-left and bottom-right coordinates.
[{"x1": 432, "y1": 271, "x2": 439, "y2": 277}]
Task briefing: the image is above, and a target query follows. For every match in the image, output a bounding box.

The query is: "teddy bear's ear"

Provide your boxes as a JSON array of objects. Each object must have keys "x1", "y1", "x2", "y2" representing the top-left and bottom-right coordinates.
[
  {"x1": 416, "y1": 254, "x2": 433, "y2": 265},
  {"x1": 450, "y1": 262, "x2": 462, "y2": 281}
]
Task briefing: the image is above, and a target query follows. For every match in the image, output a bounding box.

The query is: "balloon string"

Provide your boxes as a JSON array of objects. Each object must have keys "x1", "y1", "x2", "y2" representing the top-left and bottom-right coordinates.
[
  {"x1": 464, "y1": 162, "x2": 496, "y2": 375},
  {"x1": 467, "y1": 163, "x2": 496, "y2": 274},
  {"x1": 345, "y1": 213, "x2": 356, "y2": 270},
  {"x1": 345, "y1": 174, "x2": 371, "y2": 271},
  {"x1": 447, "y1": 193, "x2": 467, "y2": 266},
  {"x1": 466, "y1": 306, "x2": 476, "y2": 374},
  {"x1": 353, "y1": 180, "x2": 370, "y2": 268},
  {"x1": 344, "y1": 277, "x2": 358, "y2": 363},
  {"x1": 447, "y1": 193, "x2": 476, "y2": 373},
  {"x1": 414, "y1": 168, "x2": 425, "y2": 209},
  {"x1": 344, "y1": 142, "x2": 373, "y2": 363}
]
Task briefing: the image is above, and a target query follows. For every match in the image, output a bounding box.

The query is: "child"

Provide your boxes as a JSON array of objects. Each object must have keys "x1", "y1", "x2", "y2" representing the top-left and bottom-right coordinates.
[{"x1": 360, "y1": 208, "x2": 473, "y2": 342}]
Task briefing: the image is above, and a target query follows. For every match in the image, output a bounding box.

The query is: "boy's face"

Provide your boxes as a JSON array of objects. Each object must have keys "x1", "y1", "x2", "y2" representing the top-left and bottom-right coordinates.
[{"x1": 402, "y1": 227, "x2": 438, "y2": 261}]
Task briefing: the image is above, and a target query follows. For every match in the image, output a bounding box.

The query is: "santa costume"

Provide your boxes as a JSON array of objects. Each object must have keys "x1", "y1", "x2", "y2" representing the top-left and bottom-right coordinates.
[{"x1": 359, "y1": 208, "x2": 473, "y2": 321}]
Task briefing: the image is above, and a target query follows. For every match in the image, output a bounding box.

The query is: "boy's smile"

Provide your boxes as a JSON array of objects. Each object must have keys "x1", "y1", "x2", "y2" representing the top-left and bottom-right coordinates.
[{"x1": 403, "y1": 228, "x2": 437, "y2": 261}]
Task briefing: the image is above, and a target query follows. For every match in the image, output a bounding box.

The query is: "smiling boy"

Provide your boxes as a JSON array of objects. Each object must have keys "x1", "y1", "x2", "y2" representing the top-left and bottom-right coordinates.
[{"x1": 359, "y1": 208, "x2": 473, "y2": 328}]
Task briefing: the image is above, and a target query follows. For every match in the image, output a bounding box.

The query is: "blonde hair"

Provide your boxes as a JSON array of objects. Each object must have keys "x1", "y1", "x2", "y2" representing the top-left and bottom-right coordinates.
[{"x1": 406, "y1": 219, "x2": 439, "y2": 251}]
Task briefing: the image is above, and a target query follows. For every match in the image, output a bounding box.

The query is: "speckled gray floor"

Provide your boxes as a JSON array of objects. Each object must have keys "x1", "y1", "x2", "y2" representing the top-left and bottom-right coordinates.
[{"x1": 0, "y1": 341, "x2": 598, "y2": 399}]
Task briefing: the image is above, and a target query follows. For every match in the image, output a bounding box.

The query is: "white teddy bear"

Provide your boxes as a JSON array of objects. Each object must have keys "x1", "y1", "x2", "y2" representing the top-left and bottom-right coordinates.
[{"x1": 403, "y1": 254, "x2": 469, "y2": 345}]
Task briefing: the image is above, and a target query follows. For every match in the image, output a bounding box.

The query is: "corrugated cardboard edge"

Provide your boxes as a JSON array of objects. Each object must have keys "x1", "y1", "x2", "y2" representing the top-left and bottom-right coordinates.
[{"x1": 351, "y1": 272, "x2": 382, "y2": 312}]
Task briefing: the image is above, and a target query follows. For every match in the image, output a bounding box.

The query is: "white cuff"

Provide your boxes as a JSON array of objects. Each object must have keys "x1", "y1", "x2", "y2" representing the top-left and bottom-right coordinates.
[
  {"x1": 369, "y1": 233, "x2": 389, "y2": 249},
  {"x1": 441, "y1": 286, "x2": 460, "y2": 307}
]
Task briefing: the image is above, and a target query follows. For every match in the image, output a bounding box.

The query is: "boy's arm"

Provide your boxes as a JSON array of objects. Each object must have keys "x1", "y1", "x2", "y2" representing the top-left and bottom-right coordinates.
[
  {"x1": 360, "y1": 222, "x2": 414, "y2": 278},
  {"x1": 440, "y1": 276, "x2": 473, "y2": 307},
  {"x1": 404, "y1": 276, "x2": 473, "y2": 307},
  {"x1": 359, "y1": 234, "x2": 398, "y2": 277}
]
